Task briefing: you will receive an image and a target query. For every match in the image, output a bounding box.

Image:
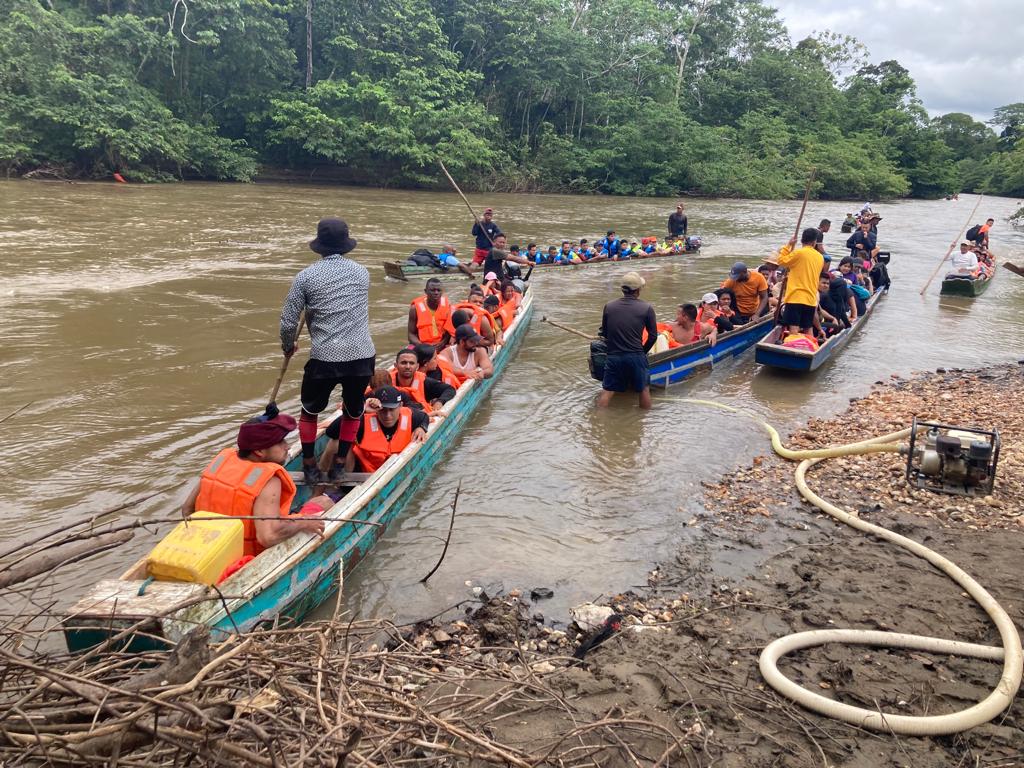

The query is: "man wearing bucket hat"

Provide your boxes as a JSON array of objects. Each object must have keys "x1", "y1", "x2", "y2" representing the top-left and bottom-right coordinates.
[
  {"x1": 280, "y1": 218, "x2": 376, "y2": 488},
  {"x1": 596, "y1": 271, "x2": 658, "y2": 410},
  {"x1": 181, "y1": 405, "x2": 325, "y2": 557}
]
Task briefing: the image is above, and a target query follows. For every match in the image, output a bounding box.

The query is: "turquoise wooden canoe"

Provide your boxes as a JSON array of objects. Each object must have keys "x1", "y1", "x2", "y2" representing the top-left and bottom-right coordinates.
[{"x1": 65, "y1": 291, "x2": 535, "y2": 652}]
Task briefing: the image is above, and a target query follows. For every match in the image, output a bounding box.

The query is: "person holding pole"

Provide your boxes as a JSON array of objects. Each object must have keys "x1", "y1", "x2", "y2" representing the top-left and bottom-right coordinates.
[
  {"x1": 774, "y1": 227, "x2": 825, "y2": 337},
  {"x1": 280, "y1": 218, "x2": 376, "y2": 487},
  {"x1": 471, "y1": 207, "x2": 502, "y2": 265}
]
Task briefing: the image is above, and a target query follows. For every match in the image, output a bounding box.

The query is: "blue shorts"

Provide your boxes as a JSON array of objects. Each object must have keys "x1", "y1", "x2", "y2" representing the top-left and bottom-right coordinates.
[
  {"x1": 441, "y1": 254, "x2": 460, "y2": 267},
  {"x1": 602, "y1": 352, "x2": 650, "y2": 392}
]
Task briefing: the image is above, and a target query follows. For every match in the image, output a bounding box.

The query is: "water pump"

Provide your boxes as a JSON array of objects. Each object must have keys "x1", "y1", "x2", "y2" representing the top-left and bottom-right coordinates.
[{"x1": 905, "y1": 417, "x2": 1000, "y2": 497}]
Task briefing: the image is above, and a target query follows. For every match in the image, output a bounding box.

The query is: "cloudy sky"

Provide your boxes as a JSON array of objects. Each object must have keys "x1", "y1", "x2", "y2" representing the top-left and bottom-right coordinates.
[{"x1": 771, "y1": 0, "x2": 1023, "y2": 123}]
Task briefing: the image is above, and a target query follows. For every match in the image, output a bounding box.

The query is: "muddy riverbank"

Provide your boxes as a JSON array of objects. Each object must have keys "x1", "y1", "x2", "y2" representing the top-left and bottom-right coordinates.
[{"x1": 4, "y1": 362, "x2": 1022, "y2": 766}]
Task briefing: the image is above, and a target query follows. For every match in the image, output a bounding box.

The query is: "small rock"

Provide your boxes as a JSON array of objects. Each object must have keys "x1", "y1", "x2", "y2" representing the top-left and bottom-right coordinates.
[
  {"x1": 533, "y1": 661, "x2": 556, "y2": 674},
  {"x1": 530, "y1": 587, "x2": 554, "y2": 601},
  {"x1": 432, "y1": 630, "x2": 452, "y2": 644},
  {"x1": 569, "y1": 603, "x2": 614, "y2": 632}
]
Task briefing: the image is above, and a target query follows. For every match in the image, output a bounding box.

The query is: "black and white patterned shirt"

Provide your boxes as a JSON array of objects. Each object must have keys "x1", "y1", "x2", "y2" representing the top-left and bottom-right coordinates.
[{"x1": 280, "y1": 254, "x2": 375, "y2": 363}]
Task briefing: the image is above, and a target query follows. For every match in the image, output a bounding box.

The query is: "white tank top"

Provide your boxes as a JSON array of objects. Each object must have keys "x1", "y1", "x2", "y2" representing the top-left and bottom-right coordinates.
[{"x1": 442, "y1": 346, "x2": 478, "y2": 376}]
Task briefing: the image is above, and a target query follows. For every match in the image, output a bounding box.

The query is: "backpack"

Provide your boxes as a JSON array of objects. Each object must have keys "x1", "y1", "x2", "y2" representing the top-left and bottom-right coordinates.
[
  {"x1": 407, "y1": 248, "x2": 441, "y2": 268},
  {"x1": 965, "y1": 224, "x2": 982, "y2": 241}
]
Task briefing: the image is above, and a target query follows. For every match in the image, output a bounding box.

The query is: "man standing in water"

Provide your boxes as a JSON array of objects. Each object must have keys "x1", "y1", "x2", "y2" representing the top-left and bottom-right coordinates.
[
  {"x1": 281, "y1": 218, "x2": 376, "y2": 486},
  {"x1": 668, "y1": 203, "x2": 688, "y2": 239},
  {"x1": 471, "y1": 208, "x2": 502, "y2": 266},
  {"x1": 597, "y1": 272, "x2": 658, "y2": 410}
]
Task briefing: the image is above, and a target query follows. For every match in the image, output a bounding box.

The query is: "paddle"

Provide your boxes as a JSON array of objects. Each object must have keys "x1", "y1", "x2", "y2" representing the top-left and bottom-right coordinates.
[
  {"x1": 919, "y1": 194, "x2": 984, "y2": 296},
  {"x1": 541, "y1": 315, "x2": 597, "y2": 341},
  {"x1": 438, "y1": 159, "x2": 495, "y2": 249},
  {"x1": 1003, "y1": 261, "x2": 1024, "y2": 278},
  {"x1": 269, "y1": 310, "x2": 305, "y2": 408},
  {"x1": 771, "y1": 167, "x2": 817, "y2": 324}
]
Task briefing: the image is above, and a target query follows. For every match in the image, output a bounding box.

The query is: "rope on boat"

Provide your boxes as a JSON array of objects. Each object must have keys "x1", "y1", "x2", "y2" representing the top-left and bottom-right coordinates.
[{"x1": 665, "y1": 397, "x2": 1023, "y2": 736}]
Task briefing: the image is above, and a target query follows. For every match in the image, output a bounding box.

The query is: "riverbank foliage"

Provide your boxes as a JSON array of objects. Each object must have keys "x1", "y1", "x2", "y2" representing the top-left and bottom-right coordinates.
[{"x1": 2, "y1": 0, "x2": 1022, "y2": 199}]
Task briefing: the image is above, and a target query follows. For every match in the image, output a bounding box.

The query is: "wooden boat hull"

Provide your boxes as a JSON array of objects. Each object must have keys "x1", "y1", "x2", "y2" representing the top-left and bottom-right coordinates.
[
  {"x1": 65, "y1": 293, "x2": 535, "y2": 652},
  {"x1": 382, "y1": 247, "x2": 700, "y2": 281},
  {"x1": 754, "y1": 290, "x2": 884, "y2": 372},
  {"x1": 647, "y1": 315, "x2": 774, "y2": 387},
  {"x1": 940, "y1": 273, "x2": 992, "y2": 296}
]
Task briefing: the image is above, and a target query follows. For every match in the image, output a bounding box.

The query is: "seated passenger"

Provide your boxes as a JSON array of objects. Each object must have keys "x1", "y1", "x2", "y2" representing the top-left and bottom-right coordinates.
[
  {"x1": 180, "y1": 406, "x2": 324, "y2": 557},
  {"x1": 435, "y1": 244, "x2": 475, "y2": 277},
  {"x1": 482, "y1": 271, "x2": 501, "y2": 296},
  {"x1": 951, "y1": 242, "x2": 980, "y2": 275},
  {"x1": 577, "y1": 239, "x2": 596, "y2": 261},
  {"x1": 696, "y1": 293, "x2": 733, "y2": 333},
  {"x1": 413, "y1": 342, "x2": 461, "y2": 389},
  {"x1": 408, "y1": 278, "x2": 452, "y2": 348},
  {"x1": 445, "y1": 289, "x2": 498, "y2": 348},
  {"x1": 439, "y1": 324, "x2": 494, "y2": 384},
  {"x1": 525, "y1": 243, "x2": 541, "y2": 264},
  {"x1": 641, "y1": 237, "x2": 658, "y2": 255},
  {"x1": 714, "y1": 289, "x2": 739, "y2": 326},
  {"x1": 817, "y1": 273, "x2": 846, "y2": 335},
  {"x1": 670, "y1": 303, "x2": 717, "y2": 347},
  {"x1": 596, "y1": 230, "x2": 620, "y2": 259},
  {"x1": 391, "y1": 348, "x2": 457, "y2": 413},
  {"x1": 343, "y1": 386, "x2": 429, "y2": 473}
]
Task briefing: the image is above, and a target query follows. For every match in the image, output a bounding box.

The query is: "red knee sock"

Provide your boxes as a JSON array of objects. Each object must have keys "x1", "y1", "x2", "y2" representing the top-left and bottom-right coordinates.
[{"x1": 299, "y1": 413, "x2": 318, "y2": 459}]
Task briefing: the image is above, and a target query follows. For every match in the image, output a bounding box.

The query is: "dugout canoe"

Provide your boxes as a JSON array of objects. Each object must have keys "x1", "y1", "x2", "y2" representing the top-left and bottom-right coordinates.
[
  {"x1": 647, "y1": 314, "x2": 774, "y2": 387},
  {"x1": 382, "y1": 243, "x2": 701, "y2": 282},
  {"x1": 64, "y1": 291, "x2": 536, "y2": 653},
  {"x1": 754, "y1": 289, "x2": 884, "y2": 373},
  {"x1": 940, "y1": 269, "x2": 994, "y2": 297}
]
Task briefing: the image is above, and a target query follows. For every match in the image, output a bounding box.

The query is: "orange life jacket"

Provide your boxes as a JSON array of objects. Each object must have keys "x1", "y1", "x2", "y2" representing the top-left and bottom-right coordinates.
[
  {"x1": 642, "y1": 323, "x2": 683, "y2": 349},
  {"x1": 352, "y1": 409, "x2": 414, "y2": 472},
  {"x1": 434, "y1": 356, "x2": 461, "y2": 388},
  {"x1": 196, "y1": 448, "x2": 297, "y2": 557},
  {"x1": 445, "y1": 302, "x2": 490, "y2": 336},
  {"x1": 495, "y1": 297, "x2": 517, "y2": 331},
  {"x1": 782, "y1": 332, "x2": 820, "y2": 352},
  {"x1": 411, "y1": 295, "x2": 451, "y2": 345},
  {"x1": 389, "y1": 369, "x2": 432, "y2": 413}
]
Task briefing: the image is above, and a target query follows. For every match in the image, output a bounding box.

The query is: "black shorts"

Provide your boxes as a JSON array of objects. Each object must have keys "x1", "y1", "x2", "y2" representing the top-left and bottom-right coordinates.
[
  {"x1": 780, "y1": 303, "x2": 816, "y2": 330},
  {"x1": 602, "y1": 352, "x2": 650, "y2": 392},
  {"x1": 300, "y1": 357, "x2": 374, "y2": 415}
]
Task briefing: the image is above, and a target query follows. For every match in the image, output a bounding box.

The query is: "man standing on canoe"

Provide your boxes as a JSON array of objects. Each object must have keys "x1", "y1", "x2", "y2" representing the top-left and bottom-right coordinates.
[
  {"x1": 471, "y1": 208, "x2": 502, "y2": 266},
  {"x1": 668, "y1": 203, "x2": 688, "y2": 239},
  {"x1": 774, "y1": 227, "x2": 825, "y2": 337},
  {"x1": 482, "y1": 233, "x2": 531, "y2": 281},
  {"x1": 408, "y1": 278, "x2": 452, "y2": 350},
  {"x1": 281, "y1": 218, "x2": 376, "y2": 487},
  {"x1": 597, "y1": 272, "x2": 658, "y2": 410}
]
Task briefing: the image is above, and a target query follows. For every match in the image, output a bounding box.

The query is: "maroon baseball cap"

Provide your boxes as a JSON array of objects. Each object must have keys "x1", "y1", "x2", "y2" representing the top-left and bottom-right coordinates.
[{"x1": 237, "y1": 408, "x2": 297, "y2": 451}]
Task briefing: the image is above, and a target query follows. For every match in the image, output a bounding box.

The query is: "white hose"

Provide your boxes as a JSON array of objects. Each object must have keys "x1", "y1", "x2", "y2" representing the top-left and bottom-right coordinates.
[{"x1": 672, "y1": 398, "x2": 1023, "y2": 736}]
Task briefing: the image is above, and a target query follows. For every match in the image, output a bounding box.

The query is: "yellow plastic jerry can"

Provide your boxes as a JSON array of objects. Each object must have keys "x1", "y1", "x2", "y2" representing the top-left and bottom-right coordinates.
[{"x1": 147, "y1": 512, "x2": 244, "y2": 585}]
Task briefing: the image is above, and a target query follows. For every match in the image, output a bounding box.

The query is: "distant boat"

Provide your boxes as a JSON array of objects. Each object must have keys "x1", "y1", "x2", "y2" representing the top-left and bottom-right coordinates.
[
  {"x1": 754, "y1": 290, "x2": 885, "y2": 372},
  {"x1": 941, "y1": 264, "x2": 995, "y2": 297}
]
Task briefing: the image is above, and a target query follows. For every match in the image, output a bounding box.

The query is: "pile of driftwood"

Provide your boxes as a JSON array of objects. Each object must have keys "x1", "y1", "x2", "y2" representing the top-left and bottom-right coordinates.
[{"x1": 0, "y1": 611, "x2": 690, "y2": 767}]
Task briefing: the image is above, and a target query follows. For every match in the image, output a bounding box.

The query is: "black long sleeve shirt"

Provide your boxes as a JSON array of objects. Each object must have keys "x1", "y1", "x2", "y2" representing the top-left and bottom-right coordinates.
[{"x1": 600, "y1": 296, "x2": 658, "y2": 355}]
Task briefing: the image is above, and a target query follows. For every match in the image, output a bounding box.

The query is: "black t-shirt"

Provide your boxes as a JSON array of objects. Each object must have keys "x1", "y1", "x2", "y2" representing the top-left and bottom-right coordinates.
[
  {"x1": 668, "y1": 211, "x2": 688, "y2": 237},
  {"x1": 483, "y1": 248, "x2": 509, "y2": 279},
  {"x1": 600, "y1": 296, "x2": 658, "y2": 355},
  {"x1": 422, "y1": 377, "x2": 456, "y2": 405},
  {"x1": 472, "y1": 221, "x2": 502, "y2": 250}
]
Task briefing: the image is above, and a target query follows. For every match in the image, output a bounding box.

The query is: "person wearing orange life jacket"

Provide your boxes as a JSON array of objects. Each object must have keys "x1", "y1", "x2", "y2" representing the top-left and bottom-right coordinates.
[
  {"x1": 412, "y1": 342, "x2": 461, "y2": 389},
  {"x1": 481, "y1": 272, "x2": 501, "y2": 297},
  {"x1": 696, "y1": 293, "x2": 734, "y2": 334},
  {"x1": 444, "y1": 288, "x2": 497, "y2": 348},
  {"x1": 407, "y1": 278, "x2": 452, "y2": 349},
  {"x1": 669, "y1": 303, "x2": 717, "y2": 347},
  {"x1": 340, "y1": 386, "x2": 428, "y2": 473},
  {"x1": 180, "y1": 406, "x2": 325, "y2": 558},
  {"x1": 390, "y1": 347, "x2": 456, "y2": 412}
]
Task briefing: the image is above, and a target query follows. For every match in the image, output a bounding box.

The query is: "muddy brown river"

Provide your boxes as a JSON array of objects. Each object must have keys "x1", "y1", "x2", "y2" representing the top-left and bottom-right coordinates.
[{"x1": 0, "y1": 181, "x2": 1021, "y2": 625}]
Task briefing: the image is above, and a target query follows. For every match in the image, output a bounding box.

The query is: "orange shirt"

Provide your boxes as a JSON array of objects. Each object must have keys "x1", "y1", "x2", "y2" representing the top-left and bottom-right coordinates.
[{"x1": 720, "y1": 272, "x2": 769, "y2": 316}]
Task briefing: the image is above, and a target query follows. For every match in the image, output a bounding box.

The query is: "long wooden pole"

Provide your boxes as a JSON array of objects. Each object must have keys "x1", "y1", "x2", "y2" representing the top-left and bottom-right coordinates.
[
  {"x1": 541, "y1": 316, "x2": 597, "y2": 340},
  {"x1": 438, "y1": 160, "x2": 495, "y2": 247},
  {"x1": 919, "y1": 195, "x2": 984, "y2": 296},
  {"x1": 773, "y1": 168, "x2": 817, "y2": 321},
  {"x1": 269, "y1": 311, "x2": 304, "y2": 406}
]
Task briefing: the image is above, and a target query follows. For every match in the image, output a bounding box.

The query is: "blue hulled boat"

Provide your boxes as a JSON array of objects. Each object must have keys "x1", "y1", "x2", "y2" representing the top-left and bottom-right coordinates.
[{"x1": 647, "y1": 315, "x2": 774, "y2": 387}]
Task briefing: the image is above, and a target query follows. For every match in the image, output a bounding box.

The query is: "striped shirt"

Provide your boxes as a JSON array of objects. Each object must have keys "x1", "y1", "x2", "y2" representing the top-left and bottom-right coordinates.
[{"x1": 279, "y1": 254, "x2": 375, "y2": 363}]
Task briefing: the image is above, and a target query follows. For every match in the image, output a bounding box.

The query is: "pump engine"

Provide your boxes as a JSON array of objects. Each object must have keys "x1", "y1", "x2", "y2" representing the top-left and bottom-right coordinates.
[{"x1": 905, "y1": 417, "x2": 999, "y2": 497}]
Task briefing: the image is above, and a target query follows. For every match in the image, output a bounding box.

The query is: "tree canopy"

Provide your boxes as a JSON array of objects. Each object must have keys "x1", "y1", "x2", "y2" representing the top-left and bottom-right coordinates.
[{"x1": 1, "y1": 0, "x2": 1020, "y2": 198}]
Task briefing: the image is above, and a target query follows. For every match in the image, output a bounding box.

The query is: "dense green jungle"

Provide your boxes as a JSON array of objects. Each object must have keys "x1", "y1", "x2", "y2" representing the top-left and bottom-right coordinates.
[{"x1": 2, "y1": 0, "x2": 1023, "y2": 200}]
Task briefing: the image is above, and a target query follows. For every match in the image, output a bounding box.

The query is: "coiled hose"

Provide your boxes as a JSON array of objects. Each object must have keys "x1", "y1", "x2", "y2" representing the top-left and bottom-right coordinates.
[{"x1": 675, "y1": 398, "x2": 1022, "y2": 736}]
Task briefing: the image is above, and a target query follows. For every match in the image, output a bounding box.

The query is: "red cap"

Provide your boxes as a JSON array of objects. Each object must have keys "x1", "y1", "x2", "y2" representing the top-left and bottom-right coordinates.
[
  {"x1": 483, "y1": 207, "x2": 494, "y2": 215},
  {"x1": 237, "y1": 411, "x2": 297, "y2": 451}
]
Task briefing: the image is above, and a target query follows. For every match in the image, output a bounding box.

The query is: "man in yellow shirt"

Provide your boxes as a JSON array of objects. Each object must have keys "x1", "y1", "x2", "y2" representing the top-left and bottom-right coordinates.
[{"x1": 775, "y1": 227, "x2": 825, "y2": 336}]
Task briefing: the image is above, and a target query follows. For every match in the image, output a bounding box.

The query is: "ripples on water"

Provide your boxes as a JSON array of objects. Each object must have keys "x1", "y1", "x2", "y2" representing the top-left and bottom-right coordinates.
[{"x1": 0, "y1": 181, "x2": 1021, "y2": 623}]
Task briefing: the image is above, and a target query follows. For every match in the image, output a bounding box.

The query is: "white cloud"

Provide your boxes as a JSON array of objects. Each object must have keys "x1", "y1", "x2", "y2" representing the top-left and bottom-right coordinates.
[{"x1": 770, "y1": 0, "x2": 1024, "y2": 122}]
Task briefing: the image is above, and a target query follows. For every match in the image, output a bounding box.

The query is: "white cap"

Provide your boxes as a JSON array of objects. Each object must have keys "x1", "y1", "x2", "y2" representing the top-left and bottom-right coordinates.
[{"x1": 701, "y1": 292, "x2": 719, "y2": 304}]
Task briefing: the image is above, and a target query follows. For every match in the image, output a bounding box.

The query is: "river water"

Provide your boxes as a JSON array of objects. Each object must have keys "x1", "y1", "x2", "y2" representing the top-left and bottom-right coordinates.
[{"x1": 0, "y1": 181, "x2": 1021, "y2": 626}]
